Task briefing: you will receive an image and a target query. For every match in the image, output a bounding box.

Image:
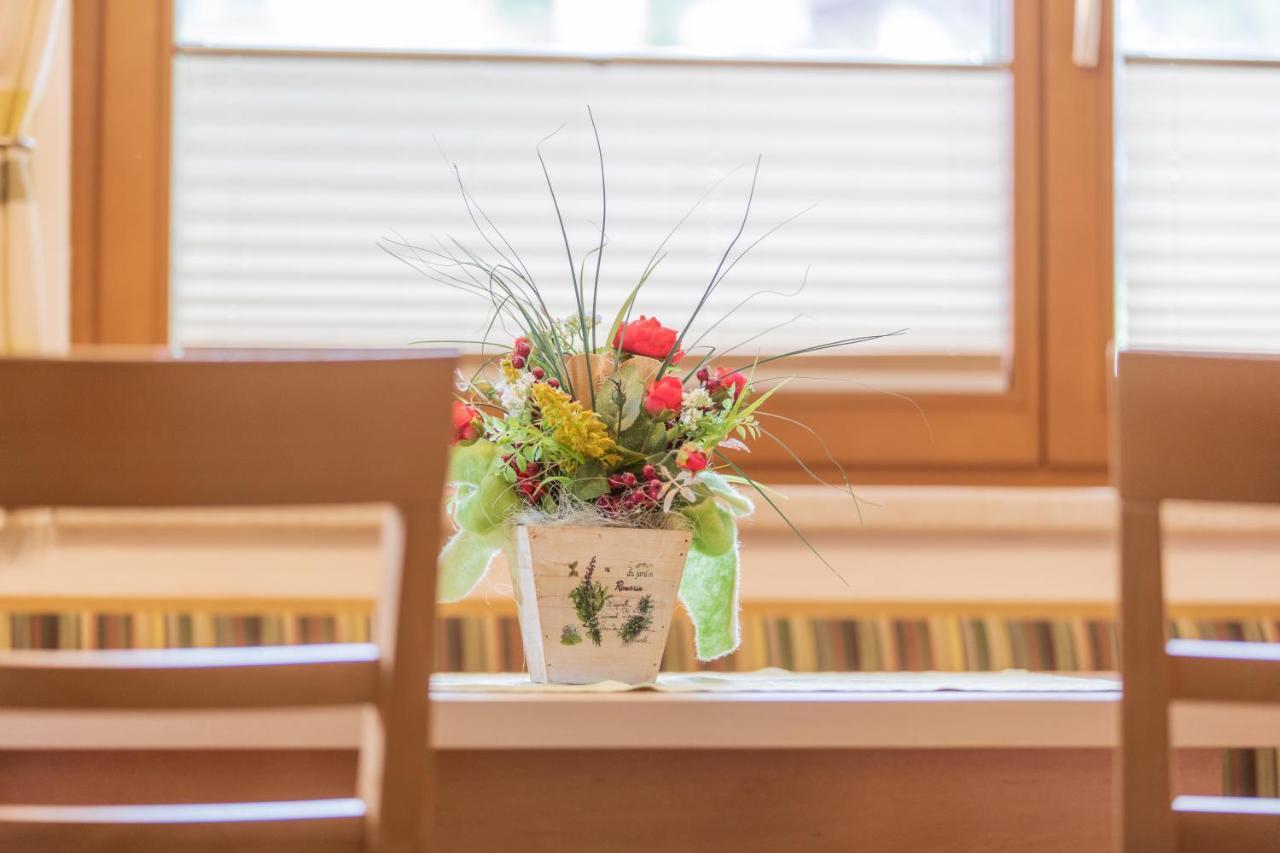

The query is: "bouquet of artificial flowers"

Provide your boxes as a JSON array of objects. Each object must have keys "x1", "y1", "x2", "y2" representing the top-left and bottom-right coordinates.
[{"x1": 391, "y1": 114, "x2": 893, "y2": 661}]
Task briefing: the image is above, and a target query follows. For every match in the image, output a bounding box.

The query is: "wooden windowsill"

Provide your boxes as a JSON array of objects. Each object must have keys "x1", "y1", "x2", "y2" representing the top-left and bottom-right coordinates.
[
  {"x1": 12, "y1": 486, "x2": 1280, "y2": 537},
  {"x1": 5, "y1": 486, "x2": 1280, "y2": 606}
]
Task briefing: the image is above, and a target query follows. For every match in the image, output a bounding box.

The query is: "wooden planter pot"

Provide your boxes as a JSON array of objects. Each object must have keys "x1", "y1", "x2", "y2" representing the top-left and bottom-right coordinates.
[{"x1": 505, "y1": 524, "x2": 692, "y2": 684}]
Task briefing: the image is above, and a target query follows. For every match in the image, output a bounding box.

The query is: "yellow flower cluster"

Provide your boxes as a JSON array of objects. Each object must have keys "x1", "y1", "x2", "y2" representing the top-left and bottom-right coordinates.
[
  {"x1": 500, "y1": 357, "x2": 522, "y2": 383},
  {"x1": 531, "y1": 382, "x2": 616, "y2": 465}
]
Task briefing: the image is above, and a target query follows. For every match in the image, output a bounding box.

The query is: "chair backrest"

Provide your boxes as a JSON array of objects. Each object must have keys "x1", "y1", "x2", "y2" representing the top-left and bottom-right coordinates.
[
  {"x1": 0, "y1": 350, "x2": 455, "y2": 853},
  {"x1": 1114, "y1": 350, "x2": 1280, "y2": 853}
]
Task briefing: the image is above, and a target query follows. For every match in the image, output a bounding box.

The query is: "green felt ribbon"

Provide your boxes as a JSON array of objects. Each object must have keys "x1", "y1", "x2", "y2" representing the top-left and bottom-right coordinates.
[
  {"x1": 438, "y1": 440, "x2": 518, "y2": 602},
  {"x1": 677, "y1": 472, "x2": 754, "y2": 661}
]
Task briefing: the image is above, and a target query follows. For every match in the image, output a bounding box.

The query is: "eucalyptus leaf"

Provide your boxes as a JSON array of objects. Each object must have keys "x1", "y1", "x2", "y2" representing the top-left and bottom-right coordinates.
[
  {"x1": 621, "y1": 418, "x2": 669, "y2": 456},
  {"x1": 596, "y1": 359, "x2": 648, "y2": 434},
  {"x1": 568, "y1": 459, "x2": 610, "y2": 501}
]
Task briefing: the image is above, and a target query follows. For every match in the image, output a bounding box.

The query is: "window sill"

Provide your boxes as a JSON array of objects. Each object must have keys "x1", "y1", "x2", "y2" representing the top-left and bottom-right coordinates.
[{"x1": 4, "y1": 487, "x2": 1279, "y2": 606}]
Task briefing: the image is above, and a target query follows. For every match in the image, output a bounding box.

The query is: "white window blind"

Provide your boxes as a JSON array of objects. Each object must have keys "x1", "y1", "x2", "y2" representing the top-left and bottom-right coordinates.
[
  {"x1": 1121, "y1": 62, "x2": 1280, "y2": 352},
  {"x1": 1119, "y1": 0, "x2": 1280, "y2": 353},
  {"x1": 171, "y1": 54, "x2": 1011, "y2": 359}
]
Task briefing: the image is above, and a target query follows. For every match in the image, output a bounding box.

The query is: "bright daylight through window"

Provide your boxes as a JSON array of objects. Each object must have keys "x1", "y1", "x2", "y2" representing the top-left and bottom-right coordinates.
[
  {"x1": 1119, "y1": 0, "x2": 1280, "y2": 352},
  {"x1": 171, "y1": 0, "x2": 1014, "y2": 388}
]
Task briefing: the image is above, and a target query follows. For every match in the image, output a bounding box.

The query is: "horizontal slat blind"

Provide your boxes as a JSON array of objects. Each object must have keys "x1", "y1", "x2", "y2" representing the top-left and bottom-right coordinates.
[
  {"x1": 1121, "y1": 63, "x2": 1280, "y2": 352},
  {"x1": 171, "y1": 54, "x2": 1011, "y2": 355}
]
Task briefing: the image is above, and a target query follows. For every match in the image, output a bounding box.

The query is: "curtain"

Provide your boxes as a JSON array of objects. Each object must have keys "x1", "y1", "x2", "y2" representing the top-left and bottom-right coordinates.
[
  {"x1": 1, "y1": 0, "x2": 66, "y2": 544},
  {"x1": 1, "y1": 0, "x2": 65, "y2": 355}
]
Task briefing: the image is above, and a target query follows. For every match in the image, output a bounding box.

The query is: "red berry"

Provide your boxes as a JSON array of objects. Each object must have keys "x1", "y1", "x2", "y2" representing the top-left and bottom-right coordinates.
[
  {"x1": 608, "y1": 475, "x2": 626, "y2": 490},
  {"x1": 546, "y1": 378, "x2": 560, "y2": 389},
  {"x1": 518, "y1": 481, "x2": 536, "y2": 498},
  {"x1": 623, "y1": 491, "x2": 642, "y2": 509},
  {"x1": 696, "y1": 367, "x2": 710, "y2": 382},
  {"x1": 622, "y1": 472, "x2": 637, "y2": 488},
  {"x1": 514, "y1": 337, "x2": 532, "y2": 358},
  {"x1": 531, "y1": 366, "x2": 545, "y2": 380},
  {"x1": 642, "y1": 464, "x2": 657, "y2": 481},
  {"x1": 646, "y1": 480, "x2": 662, "y2": 500},
  {"x1": 705, "y1": 376, "x2": 722, "y2": 392},
  {"x1": 511, "y1": 355, "x2": 526, "y2": 370}
]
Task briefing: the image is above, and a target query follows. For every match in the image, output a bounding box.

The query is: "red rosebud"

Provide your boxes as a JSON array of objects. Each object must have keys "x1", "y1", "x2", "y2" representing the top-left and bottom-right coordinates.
[
  {"x1": 613, "y1": 315, "x2": 683, "y2": 362},
  {"x1": 531, "y1": 366, "x2": 545, "y2": 380},
  {"x1": 677, "y1": 443, "x2": 709, "y2": 472},
  {"x1": 511, "y1": 355, "x2": 526, "y2": 370},
  {"x1": 643, "y1": 376, "x2": 684, "y2": 416},
  {"x1": 546, "y1": 378, "x2": 560, "y2": 389},
  {"x1": 715, "y1": 366, "x2": 746, "y2": 398},
  {"x1": 452, "y1": 401, "x2": 481, "y2": 443},
  {"x1": 514, "y1": 337, "x2": 532, "y2": 358}
]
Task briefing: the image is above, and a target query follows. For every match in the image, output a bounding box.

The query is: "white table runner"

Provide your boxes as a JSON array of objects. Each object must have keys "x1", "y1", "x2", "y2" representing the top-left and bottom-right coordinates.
[{"x1": 431, "y1": 668, "x2": 1120, "y2": 694}]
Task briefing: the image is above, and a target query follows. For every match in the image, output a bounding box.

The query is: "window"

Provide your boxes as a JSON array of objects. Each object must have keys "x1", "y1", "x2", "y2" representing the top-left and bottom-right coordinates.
[
  {"x1": 170, "y1": 1, "x2": 1012, "y2": 364},
  {"x1": 74, "y1": 0, "x2": 1110, "y2": 484},
  {"x1": 1118, "y1": 0, "x2": 1280, "y2": 352}
]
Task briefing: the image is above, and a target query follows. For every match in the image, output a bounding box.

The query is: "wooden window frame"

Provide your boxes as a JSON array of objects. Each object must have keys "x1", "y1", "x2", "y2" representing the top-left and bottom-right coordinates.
[{"x1": 71, "y1": 0, "x2": 1114, "y2": 486}]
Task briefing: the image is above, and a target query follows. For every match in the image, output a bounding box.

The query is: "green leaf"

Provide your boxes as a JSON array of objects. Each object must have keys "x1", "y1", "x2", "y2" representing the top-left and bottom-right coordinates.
[
  {"x1": 619, "y1": 416, "x2": 667, "y2": 456},
  {"x1": 568, "y1": 459, "x2": 610, "y2": 501},
  {"x1": 596, "y1": 359, "x2": 647, "y2": 434},
  {"x1": 693, "y1": 470, "x2": 755, "y2": 517},
  {"x1": 642, "y1": 421, "x2": 669, "y2": 454},
  {"x1": 611, "y1": 446, "x2": 649, "y2": 467}
]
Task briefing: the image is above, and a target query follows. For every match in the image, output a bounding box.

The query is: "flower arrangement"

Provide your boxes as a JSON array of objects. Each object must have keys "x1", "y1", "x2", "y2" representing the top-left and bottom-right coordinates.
[{"x1": 393, "y1": 113, "x2": 895, "y2": 663}]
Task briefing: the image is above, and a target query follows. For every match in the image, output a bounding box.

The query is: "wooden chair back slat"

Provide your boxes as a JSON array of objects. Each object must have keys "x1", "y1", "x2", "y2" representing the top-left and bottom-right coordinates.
[
  {"x1": 0, "y1": 644, "x2": 379, "y2": 709},
  {"x1": 1115, "y1": 351, "x2": 1280, "y2": 504},
  {"x1": 0, "y1": 352, "x2": 450, "y2": 508},
  {"x1": 1115, "y1": 350, "x2": 1280, "y2": 853},
  {"x1": 1174, "y1": 797, "x2": 1280, "y2": 852},
  {"x1": 0, "y1": 351, "x2": 454, "y2": 853},
  {"x1": 0, "y1": 799, "x2": 364, "y2": 853},
  {"x1": 1167, "y1": 639, "x2": 1280, "y2": 704}
]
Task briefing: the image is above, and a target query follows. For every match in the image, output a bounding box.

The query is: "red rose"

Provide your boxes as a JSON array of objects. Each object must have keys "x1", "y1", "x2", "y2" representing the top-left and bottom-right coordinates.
[
  {"x1": 715, "y1": 366, "x2": 746, "y2": 398},
  {"x1": 644, "y1": 376, "x2": 683, "y2": 416},
  {"x1": 452, "y1": 400, "x2": 481, "y2": 443},
  {"x1": 614, "y1": 316, "x2": 684, "y2": 363},
  {"x1": 677, "y1": 444, "x2": 709, "y2": 472}
]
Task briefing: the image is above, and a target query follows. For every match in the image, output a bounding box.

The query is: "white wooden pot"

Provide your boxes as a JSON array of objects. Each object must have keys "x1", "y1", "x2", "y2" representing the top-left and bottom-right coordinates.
[{"x1": 504, "y1": 524, "x2": 692, "y2": 684}]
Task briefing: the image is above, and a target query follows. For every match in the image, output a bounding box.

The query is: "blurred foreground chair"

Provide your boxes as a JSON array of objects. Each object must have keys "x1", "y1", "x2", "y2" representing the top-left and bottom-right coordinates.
[
  {"x1": 1115, "y1": 350, "x2": 1280, "y2": 852},
  {"x1": 0, "y1": 351, "x2": 455, "y2": 853}
]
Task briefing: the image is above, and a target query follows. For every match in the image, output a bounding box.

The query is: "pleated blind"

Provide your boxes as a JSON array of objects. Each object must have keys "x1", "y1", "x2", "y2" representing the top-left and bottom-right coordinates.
[
  {"x1": 1121, "y1": 63, "x2": 1280, "y2": 352},
  {"x1": 170, "y1": 54, "x2": 1011, "y2": 356}
]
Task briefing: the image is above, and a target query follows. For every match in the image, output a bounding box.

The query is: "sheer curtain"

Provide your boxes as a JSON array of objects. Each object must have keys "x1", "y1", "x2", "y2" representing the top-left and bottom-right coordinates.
[
  {"x1": 1, "y1": 0, "x2": 65, "y2": 355},
  {"x1": 1, "y1": 0, "x2": 66, "y2": 544}
]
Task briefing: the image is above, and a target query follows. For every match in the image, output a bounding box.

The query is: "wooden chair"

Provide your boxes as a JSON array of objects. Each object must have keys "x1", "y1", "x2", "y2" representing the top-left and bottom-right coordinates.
[
  {"x1": 1115, "y1": 350, "x2": 1280, "y2": 852},
  {"x1": 0, "y1": 350, "x2": 455, "y2": 853}
]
